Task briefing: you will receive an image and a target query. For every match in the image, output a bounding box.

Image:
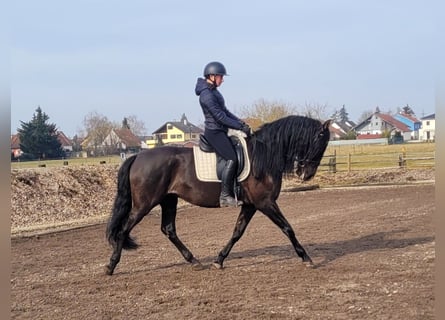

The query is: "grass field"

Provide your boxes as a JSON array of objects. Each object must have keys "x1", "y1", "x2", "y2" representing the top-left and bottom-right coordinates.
[
  {"x1": 10, "y1": 155, "x2": 123, "y2": 170},
  {"x1": 322, "y1": 141, "x2": 435, "y2": 171},
  {"x1": 11, "y1": 142, "x2": 435, "y2": 171}
]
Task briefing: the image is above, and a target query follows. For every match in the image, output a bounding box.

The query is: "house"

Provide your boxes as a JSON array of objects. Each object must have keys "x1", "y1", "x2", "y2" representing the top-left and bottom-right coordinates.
[
  {"x1": 103, "y1": 128, "x2": 143, "y2": 154},
  {"x1": 394, "y1": 113, "x2": 422, "y2": 140},
  {"x1": 354, "y1": 110, "x2": 411, "y2": 141},
  {"x1": 419, "y1": 113, "x2": 435, "y2": 142},
  {"x1": 57, "y1": 131, "x2": 73, "y2": 153},
  {"x1": 329, "y1": 126, "x2": 345, "y2": 140},
  {"x1": 11, "y1": 135, "x2": 22, "y2": 158},
  {"x1": 329, "y1": 120, "x2": 356, "y2": 140},
  {"x1": 145, "y1": 114, "x2": 203, "y2": 148},
  {"x1": 11, "y1": 131, "x2": 73, "y2": 158}
]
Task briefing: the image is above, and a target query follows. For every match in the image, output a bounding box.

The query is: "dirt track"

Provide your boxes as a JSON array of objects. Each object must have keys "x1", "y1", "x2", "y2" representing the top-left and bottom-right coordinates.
[{"x1": 11, "y1": 184, "x2": 434, "y2": 319}]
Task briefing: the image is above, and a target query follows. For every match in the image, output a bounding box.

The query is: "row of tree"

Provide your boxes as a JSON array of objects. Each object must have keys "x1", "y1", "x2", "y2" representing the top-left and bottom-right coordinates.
[
  {"x1": 14, "y1": 107, "x2": 147, "y2": 160},
  {"x1": 14, "y1": 101, "x2": 417, "y2": 161}
]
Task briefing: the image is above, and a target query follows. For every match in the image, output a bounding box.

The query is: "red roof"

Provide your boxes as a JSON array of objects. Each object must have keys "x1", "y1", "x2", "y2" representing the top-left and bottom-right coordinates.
[
  {"x1": 57, "y1": 131, "x2": 72, "y2": 147},
  {"x1": 11, "y1": 132, "x2": 72, "y2": 149},
  {"x1": 398, "y1": 113, "x2": 420, "y2": 123},
  {"x1": 114, "y1": 128, "x2": 141, "y2": 147},
  {"x1": 11, "y1": 134, "x2": 20, "y2": 149},
  {"x1": 377, "y1": 114, "x2": 410, "y2": 132},
  {"x1": 357, "y1": 133, "x2": 382, "y2": 139}
]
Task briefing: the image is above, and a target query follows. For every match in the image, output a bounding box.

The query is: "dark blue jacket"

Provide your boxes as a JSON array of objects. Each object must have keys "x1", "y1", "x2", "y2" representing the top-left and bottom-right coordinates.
[{"x1": 195, "y1": 77, "x2": 244, "y2": 132}]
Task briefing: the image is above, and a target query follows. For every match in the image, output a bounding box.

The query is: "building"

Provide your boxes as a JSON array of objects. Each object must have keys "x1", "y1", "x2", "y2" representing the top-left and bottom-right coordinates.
[
  {"x1": 11, "y1": 131, "x2": 73, "y2": 158},
  {"x1": 394, "y1": 113, "x2": 422, "y2": 140},
  {"x1": 10, "y1": 134, "x2": 22, "y2": 158},
  {"x1": 419, "y1": 114, "x2": 435, "y2": 142},
  {"x1": 329, "y1": 120, "x2": 356, "y2": 140},
  {"x1": 145, "y1": 114, "x2": 203, "y2": 148},
  {"x1": 354, "y1": 110, "x2": 411, "y2": 141},
  {"x1": 103, "y1": 128, "x2": 143, "y2": 154},
  {"x1": 57, "y1": 131, "x2": 74, "y2": 153}
]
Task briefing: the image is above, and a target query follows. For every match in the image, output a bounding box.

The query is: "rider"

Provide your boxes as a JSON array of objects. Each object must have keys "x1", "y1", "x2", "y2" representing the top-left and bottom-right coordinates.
[{"x1": 195, "y1": 61, "x2": 252, "y2": 207}]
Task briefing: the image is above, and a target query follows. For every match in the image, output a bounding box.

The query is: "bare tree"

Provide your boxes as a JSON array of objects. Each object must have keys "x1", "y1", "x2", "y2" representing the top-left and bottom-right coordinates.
[
  {"x1": 82, "y1": 111, "x2": 116, "y2": 156},
  {"x1": 124, "y1": 115, "x2": 147, "y2": 136},
  {"x1": 301, "y1": 102, "x2": 329, "y2": 120},
  {"x1": 239, "y1": 98, "x2": 297, "y2": 129},
  {"x1": 357, "y1": 109, "x2": 374, "y2": 123}
]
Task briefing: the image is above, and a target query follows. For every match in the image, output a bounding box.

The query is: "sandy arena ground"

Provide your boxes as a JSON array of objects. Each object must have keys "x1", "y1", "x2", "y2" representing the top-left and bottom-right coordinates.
[{"x1": 11, "y1": 181, "x2": 434, "y2": 319}]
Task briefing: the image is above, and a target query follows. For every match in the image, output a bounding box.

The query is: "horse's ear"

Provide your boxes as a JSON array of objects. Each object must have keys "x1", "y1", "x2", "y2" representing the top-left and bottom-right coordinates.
[{"x1": 322, "y1": 119, "x2": 332, "y2": 130}]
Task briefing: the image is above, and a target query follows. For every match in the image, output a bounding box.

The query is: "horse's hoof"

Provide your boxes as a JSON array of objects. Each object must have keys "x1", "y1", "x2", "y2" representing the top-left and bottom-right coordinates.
[
  {"x1": 104, "y1": 265, "x2": 114, "y2": 276},
  {"x1": 212, "y1": 262, "x2": 224, "y2": 270},
  {"x1": 191, "y1": 262, "x2": 205, "y2": 271},
  {"x1": 303, "y1": 259, "x2": 314, "y2": 268}
]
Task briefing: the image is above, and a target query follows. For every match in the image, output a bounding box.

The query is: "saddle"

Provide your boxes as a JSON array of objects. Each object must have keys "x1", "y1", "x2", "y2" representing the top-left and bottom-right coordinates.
[{"x1": 193, "y1": 129, "x2": 250, "y2": 182}]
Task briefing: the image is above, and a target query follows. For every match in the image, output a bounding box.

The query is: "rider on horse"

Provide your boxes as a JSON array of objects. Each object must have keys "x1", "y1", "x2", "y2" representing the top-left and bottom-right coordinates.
[{"x1": 195, "y1": 61, "x2": 252, "y2": 207}]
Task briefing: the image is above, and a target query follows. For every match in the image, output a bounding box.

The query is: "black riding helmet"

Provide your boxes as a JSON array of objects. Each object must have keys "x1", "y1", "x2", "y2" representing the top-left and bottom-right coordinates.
[{"x1": 203, "y1": 61, "x2": 228, "y2": 78}]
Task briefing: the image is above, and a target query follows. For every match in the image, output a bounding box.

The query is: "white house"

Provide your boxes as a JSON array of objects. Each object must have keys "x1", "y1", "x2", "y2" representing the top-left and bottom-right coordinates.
[{"x1": 419, "y1": 114, "x2": 435, "y2": 142}]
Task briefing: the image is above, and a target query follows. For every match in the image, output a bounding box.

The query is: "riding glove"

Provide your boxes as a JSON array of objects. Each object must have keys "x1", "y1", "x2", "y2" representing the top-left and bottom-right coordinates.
[{"x1": 240, "y1": 124, "x2": 253, "y2": 137}]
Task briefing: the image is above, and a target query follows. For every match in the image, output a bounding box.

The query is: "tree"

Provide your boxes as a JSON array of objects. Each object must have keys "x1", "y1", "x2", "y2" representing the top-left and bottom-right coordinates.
[
  {"x1": 82, "y1": 111, "x2": 116, "y2": 156},
  {"x1": 122, "y1": 117, "x2": 130, "y2": 130},
  {"x1": 239, "y1": 99, "x2": 297, "y2": 129},
  {"x1": 338, "y1": 105, "x2": 350, "y2": 122},
  {"x1": 18, "y1": 106, "x2": 64, "y2": 160},
  {"x1": 402, "y1": 104, "x2": 415, "y2": 115},
  {"x1": 301, "y1": 102, "x2": 329, "y2": 120},
  {"x1": 122, "y1": 115, "x2": 147, "y2": 136},
  {"x1": 71, "y1": 135, "x2": 83, "y2": 152},
  {"x1": 358, "y1": 109, "x2": 374, "y2": 123},
  {"x1": 342, "y1": 131, "x2": 357, "y2": 140}
]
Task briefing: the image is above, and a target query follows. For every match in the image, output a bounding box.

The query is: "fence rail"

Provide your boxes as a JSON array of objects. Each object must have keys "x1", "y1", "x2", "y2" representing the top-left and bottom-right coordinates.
[
  {"x1": 319, "y1": 150, "x2": 435, "y2": 173},
  {"x1": 11, "y1": 147, "x2": 436, "y2": 172}
]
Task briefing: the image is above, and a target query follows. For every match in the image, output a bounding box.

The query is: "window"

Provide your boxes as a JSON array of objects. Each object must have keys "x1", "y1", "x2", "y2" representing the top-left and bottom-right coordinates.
[
  {"x1": 167, "y1": 124, "x2": 173, "y2": 130},
  {"x1": 426, "y1": 121, "x2": 430, "y2": 126}
]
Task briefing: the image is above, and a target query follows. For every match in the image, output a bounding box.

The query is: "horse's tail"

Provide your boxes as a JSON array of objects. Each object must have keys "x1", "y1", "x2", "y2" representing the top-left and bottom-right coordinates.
[{"x1": 106, "y1": 155, "x2": 139, "y2": 250}]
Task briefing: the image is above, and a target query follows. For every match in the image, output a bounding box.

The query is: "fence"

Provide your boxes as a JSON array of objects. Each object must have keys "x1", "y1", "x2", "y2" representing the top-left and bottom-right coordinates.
[
  {"x1": 11, "y1": 146, "x2": 435, "y2": 172},
  {"x1": 319, "y1": 149, "x2": 435, "y2": 173}
]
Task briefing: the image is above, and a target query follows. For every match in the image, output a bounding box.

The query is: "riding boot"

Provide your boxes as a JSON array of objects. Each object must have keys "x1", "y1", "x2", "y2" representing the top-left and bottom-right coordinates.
[{"x1": 219, "y1": 159, "x2": 243, "y2": 207}]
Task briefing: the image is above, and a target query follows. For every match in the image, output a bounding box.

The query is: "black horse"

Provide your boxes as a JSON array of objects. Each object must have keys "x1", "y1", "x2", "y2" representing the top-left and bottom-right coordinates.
[{"x1": 105, "y1": 115, "x2": 331, "y2": 275}]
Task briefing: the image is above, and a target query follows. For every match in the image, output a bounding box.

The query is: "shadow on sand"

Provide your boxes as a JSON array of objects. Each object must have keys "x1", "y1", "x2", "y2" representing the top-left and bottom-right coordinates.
[{"x1": 189, "y1": 229, "x2": 434, "y2": 269}]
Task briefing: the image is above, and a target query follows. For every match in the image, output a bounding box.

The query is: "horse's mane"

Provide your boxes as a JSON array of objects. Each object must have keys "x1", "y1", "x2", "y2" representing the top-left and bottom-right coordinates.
[{"x1": 250, "y1": 115, "x2": 324, "y2": 180}]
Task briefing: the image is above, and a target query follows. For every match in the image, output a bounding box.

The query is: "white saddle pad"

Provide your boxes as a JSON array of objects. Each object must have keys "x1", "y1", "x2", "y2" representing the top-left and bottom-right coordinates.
[{"x1": 193, "y1": 129, "x2": 250, "y2": 182}]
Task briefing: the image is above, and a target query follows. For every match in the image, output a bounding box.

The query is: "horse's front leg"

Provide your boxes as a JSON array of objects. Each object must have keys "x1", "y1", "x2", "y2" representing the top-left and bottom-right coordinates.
[
  {"x1": 160, "y1": 195, "x2": 203, "y2": 269},
  {"x1": 260, "y1": 201, "x2": 313, "y2": 266},
  {"x1": 214, "y1": 204, "x2": 256, "y2": 269}
]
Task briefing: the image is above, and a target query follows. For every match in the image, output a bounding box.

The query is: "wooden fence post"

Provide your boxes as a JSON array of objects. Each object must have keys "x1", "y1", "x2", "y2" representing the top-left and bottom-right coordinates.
[
  {"x1": 398, "y1": 147, "x2": 407, "y2": 167},
  {"x1": 348, "y1": 153, "x2": 351, "y2": 172},
  {"x1": 328, "y1": 150, "x2": 337, "y2": 173}
]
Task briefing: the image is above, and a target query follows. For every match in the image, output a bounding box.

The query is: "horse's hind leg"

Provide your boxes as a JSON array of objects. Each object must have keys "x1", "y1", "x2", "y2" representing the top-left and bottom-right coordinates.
[
  {"x1": 106, "y1": 204, "x2": 153, "y2": 275},
  {"x1": 214, "y1": 204, "x2": 257, "y2": 269},
  {"x1": 261, "y1": 202, "x2": 313, "y2": 266},
  {"x1": 160, "y1": 194, "x2": 202, "y2": 269}
]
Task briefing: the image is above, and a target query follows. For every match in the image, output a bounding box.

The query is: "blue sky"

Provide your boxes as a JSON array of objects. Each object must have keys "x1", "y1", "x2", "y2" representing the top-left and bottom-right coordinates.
[{"x1": 10, "y1": 0, "x2": 439, "y2": 137}]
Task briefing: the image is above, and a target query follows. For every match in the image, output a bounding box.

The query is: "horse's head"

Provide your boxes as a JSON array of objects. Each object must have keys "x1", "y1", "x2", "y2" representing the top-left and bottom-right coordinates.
[{"x1": 295, "y1": 119, "x2": 331, "y2": 181}]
